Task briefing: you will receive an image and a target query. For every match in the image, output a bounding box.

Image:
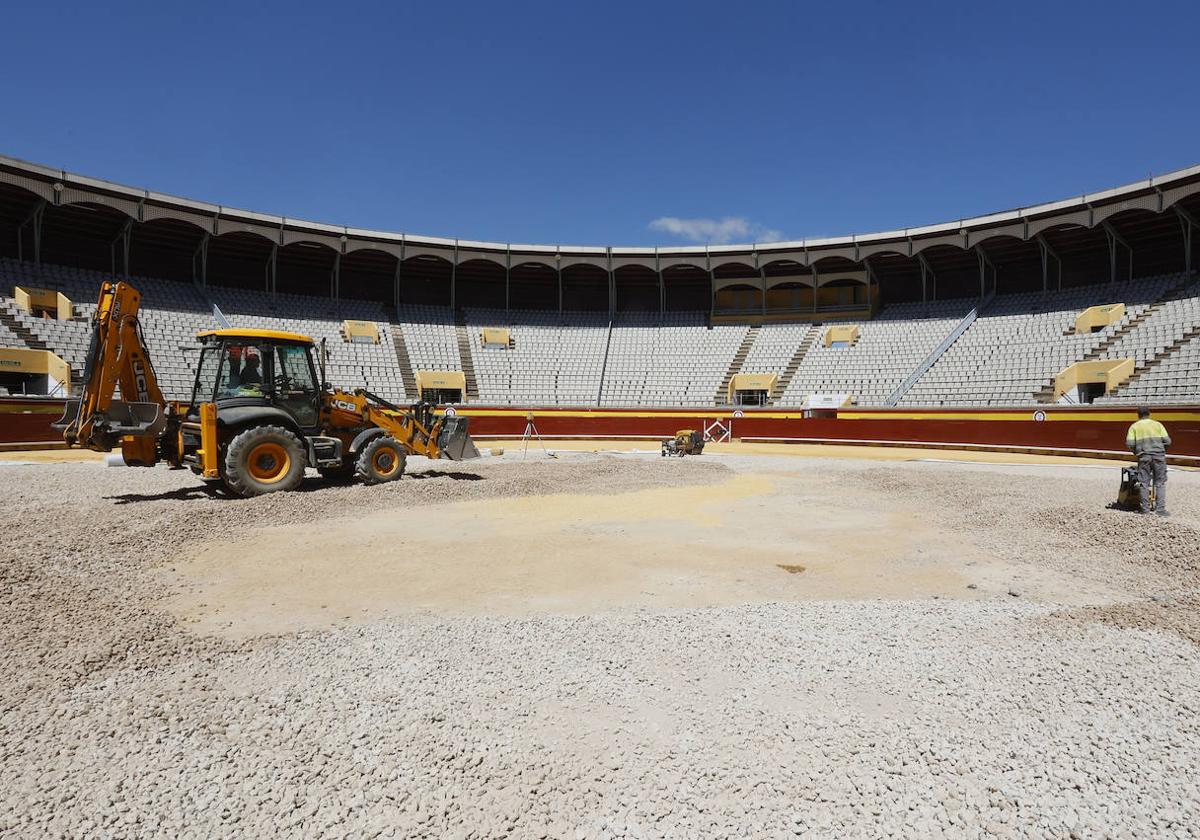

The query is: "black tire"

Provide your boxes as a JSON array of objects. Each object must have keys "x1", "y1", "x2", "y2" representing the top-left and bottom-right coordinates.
[
  {"x1": 223, "y1": 425, "x2": 307, "y2": 497},
  {"x1": 356, "y1": 436, "x2": 407, "y2": 485}
]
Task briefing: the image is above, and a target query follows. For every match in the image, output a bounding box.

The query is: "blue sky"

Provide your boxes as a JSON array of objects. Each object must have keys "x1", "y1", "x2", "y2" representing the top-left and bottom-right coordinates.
[{"x1": 2, "y1": 1, "x2": 1197, "y2": 247}]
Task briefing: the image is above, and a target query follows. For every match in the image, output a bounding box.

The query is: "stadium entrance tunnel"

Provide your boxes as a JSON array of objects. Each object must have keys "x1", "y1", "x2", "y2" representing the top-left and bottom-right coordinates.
[
  {"x1": 1054, "y1": 359, "x2": 1135, "y2": 404},
  {"x1": 423, "y1": 387, "x2": 462, "y2": 404},
  {"x1": 0, "y1": 348, "x2": 71, "y2": 397},
  {"x1": 1075, "y1": 303, "x2": 1126, "y2": 334},
  {"x1": 415, "y1": 370, "x2": 466, "y2": 404},
  {"x1": 11, "y1": 286, "x2": 73, "y2": 319},
  {"x1": 729, "y1": 372, "x2": 777, "y2": 406}
]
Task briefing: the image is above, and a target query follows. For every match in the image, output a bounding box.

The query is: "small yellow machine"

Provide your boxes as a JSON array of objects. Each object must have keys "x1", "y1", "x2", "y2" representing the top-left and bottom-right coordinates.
[
  {"x1": 56, "y1": 280, "x2": 478, "y2": 496},
  {"x1": 1115, "y1": 465, "x2": 1155, "y2": 512},
  {"x1": 661, "y1": 429, "x2": 705, "y2": 457}
]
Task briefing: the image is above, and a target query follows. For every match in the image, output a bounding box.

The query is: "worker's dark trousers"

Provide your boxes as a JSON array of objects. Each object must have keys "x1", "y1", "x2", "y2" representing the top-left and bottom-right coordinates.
[{"x1": 1138, "y1": 454, "x2": 1167, "y2": 513}]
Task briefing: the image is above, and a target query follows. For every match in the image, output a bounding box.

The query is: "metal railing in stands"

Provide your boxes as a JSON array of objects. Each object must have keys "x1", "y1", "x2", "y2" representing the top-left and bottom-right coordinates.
[{"x1": 885, "y1": 292, "x2": 993, "y2": 406}]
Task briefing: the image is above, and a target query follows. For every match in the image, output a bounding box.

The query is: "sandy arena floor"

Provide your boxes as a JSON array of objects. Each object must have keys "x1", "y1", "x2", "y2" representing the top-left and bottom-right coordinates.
[{"x1": 2, "y1": 447, "x2": 1199, "y2": 837}]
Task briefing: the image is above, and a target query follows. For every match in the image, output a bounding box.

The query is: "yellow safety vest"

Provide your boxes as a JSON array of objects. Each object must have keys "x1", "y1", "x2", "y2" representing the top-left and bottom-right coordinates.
[{"x1": 1126, "y1": 418, "x2": 1170, "y2": 456}]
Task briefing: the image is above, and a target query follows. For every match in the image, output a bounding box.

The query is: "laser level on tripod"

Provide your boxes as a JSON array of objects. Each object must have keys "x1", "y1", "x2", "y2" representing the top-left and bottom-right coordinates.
[{"x1": 520, "y1": 411, "x2": 555, "y2": 459}]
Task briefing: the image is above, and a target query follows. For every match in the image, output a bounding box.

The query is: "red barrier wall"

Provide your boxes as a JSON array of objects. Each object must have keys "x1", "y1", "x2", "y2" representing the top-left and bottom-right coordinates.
[
  {"x1": 0, "y1": 398, "x2": 67, "y2": 446},
  {"x1": 455, "y1": 405, "x2": 1200, "y2": 462},
  {"x1": 4, "y1": 397, "x2": 1198, "y2": 461}
]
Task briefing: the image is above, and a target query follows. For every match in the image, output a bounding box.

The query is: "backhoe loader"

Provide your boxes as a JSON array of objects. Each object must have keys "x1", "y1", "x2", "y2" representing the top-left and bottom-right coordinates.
[{"x1": 55, "y1": 280, "x2": 479, "y2": 497}]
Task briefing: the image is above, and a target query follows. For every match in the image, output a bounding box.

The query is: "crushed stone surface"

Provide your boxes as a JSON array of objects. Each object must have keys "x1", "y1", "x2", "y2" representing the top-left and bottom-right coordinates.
[{"x1": 2, "y1": 450, "x2": 1199, "y2": 838}]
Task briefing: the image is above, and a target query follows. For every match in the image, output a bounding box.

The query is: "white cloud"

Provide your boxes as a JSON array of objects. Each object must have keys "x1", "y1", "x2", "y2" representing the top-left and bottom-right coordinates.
[{"x1": 649, "y1": 216, "x2": 783, "y2": 245}]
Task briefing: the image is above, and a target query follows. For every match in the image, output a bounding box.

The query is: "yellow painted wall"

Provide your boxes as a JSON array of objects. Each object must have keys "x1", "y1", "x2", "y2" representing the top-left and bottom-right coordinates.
[
  {"x1": 823, "y1": 324, "x2": 861, "y2": 347},
  {"x1": 0, "y1": 348, "x2": 71, "y2": 394},
  {"x1": 718, "y1": 283, "x2": 879, "y2": 319},
  {"x1": 416, "y1": 370, "x2": 466, "y2": 398},
  {"x1": 1074, "y1": 303, "x2": 1125, "y2": 334},
  {"x1": 1054, "y1": 358, "x2": 1134, "y2": 398},
  {"x1": 728, "y1": 372, "x2": 778, "y2": 403},
  {"x1": 714, "y1": 288, "x2": 761, "y2": 311},
  {"x1": 341, "y1": 320, "x2": 380, "y2": 344},
  {"x1": 480, "y1": 327, "x2": 511, "y2": 347},
  {"x1": 13, "y1": 286, "x2": 73, "y2": 320},
  {"x1": 712, "y1": 307, "x2": 878, "y2": 325}
]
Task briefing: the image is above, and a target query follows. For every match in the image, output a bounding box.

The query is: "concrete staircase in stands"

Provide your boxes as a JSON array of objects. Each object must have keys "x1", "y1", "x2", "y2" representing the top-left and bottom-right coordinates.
[
  {"x1": 771, "y1": 324, "x2": 818, "y2": 403},
  {"x1": 453, "y1": 314, "x2": 480, "y2": 400},
  {"x1": 1036, "y1": 277, "x2": 1196, "y2": 403},
  {"x1": 1106, "y1": 324, "x2": 1200, "y2": 399},
  {"x1": 387, "y1": 324, "x2": 418, "y2": 400},
  {"x1": 715, "y1": 325, "x2": 759, "y2": 404},
  {"x1": 0, "y1": 302, "x2": 51, "y2": 352}
]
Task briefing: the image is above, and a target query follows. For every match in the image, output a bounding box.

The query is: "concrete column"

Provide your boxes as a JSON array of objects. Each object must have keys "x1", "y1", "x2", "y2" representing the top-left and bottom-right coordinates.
[
  {"x1": 1104, "y1": 227, "x2": 1117, "y2": 284},
  {"x1": 975, "y1": 245, "x2": 998, "y2": 299},
  {"x1": 1177, "y1": 208, "x2": 1195, "y2": 272},
  {"x1": 200, "y1": 233, "x2": 210, "y2": 286},
  {"x1": 122, "y1": 222, "x2": 132, "y2": 279},
  {"x1": 1174, "y1": 206, "x2": 1196, "y2": 272},
  {"x1": 32, "y1": 202, "x2": 45, "y2": 266},
  {"x1": 397, "y1": 235, "x2": 407, "y2": 309},
  {"x1": 110, "y1": 219, "x2": 132, "y2": 278},
  {"x1": 556, "y1": 250, "x2": 563, "y2": 316},
  {"x1": 756, "y1": 251, "x2": 766, "y2": 316},
  {"x1": 1036, "y1": 234, "x2": 1061, "y2": 292},
  {"x1": 393, "y1": 257, "x2": 401, "y2": 311},
  {"x1": 655, "y1": 249, "x2": 664, "y2": 315},
  {"x1": 607, "y1": 248, "x2": 615, "y2": 319},
  {"x1": 450, "y1": 240, "x2": 458, "y2": 311},
  {"x1": 1040, "y1": 240, "x2": 1049, "y2": 293},
  {"x1": 918, "y1": 253, "x2": 936, "y2": 302},
  {"x1": 192, "y1": 233, "x2": 206, "y2": 285}
]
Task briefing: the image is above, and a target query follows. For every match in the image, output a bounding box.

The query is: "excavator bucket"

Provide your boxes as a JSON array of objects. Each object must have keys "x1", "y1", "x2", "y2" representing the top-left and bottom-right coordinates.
[
  {"x1": 52, "y1": 399, "x2": 83, "y2": 434},
  {"x1": 437, "y1": 416, "x2": 480, "y2": 460},
  {"x1": 54, "y1": 399, "x2": 166, "y2": 440}
]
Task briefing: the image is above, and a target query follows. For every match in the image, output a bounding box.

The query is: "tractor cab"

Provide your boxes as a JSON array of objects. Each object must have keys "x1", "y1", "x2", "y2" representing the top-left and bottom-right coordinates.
[{"x1": 191, "y1": 329, "x2": 322, "y2": 431}]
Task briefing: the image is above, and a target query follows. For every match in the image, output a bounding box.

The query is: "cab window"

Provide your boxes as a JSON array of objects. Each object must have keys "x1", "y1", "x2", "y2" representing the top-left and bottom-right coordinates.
[
  {"x1": 274, "y1": 344, "x2": 319, "y2": 427},
  {"x1": 275, "y1": 345, "x2": 316, "y2": 394},
  {"x1": 219, "y1": 344, "x2": 268, "y2": 398},
  {"x1": 193, "y1": 346, "x2": 222, "y2": 404}
]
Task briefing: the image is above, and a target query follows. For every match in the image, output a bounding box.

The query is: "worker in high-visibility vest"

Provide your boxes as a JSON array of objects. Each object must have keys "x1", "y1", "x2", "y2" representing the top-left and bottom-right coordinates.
[{"x1": 1126, "y1": 406, "x2": 1171, "y2": 516}]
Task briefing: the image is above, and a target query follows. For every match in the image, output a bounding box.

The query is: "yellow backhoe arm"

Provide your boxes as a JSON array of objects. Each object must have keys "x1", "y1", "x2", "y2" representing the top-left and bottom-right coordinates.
[{"x1": 55, "y1": 281, "x2": 168, "y2": 463}]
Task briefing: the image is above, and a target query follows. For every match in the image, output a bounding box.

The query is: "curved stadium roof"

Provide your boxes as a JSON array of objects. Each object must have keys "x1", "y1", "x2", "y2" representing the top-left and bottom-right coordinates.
[{"x1": 1, "y1": 154, "x2": 1198, "y2": 275}]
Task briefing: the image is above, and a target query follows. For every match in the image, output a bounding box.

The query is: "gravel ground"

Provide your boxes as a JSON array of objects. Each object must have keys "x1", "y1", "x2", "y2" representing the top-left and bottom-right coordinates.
[{"x1": 2, "y1": 451, "x2": 1199, "y2": 838}]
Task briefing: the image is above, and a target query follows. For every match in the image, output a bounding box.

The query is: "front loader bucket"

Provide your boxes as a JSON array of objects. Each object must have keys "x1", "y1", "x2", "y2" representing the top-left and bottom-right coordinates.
[{"x1": 437, "y1": 416, "x2": 480, "y2": 460}]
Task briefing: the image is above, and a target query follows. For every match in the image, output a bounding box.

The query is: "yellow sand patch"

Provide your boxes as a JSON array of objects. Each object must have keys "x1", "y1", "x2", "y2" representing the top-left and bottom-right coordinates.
[{"x1": 162, "y1": 470, "x2": 1125, "y2": 638}]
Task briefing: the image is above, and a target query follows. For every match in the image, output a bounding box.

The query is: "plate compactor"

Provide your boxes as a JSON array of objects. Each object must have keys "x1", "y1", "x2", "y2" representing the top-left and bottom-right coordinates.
[
  {"x1": 661, "y1": 429, "x2": 705, "y2": 457},
  {"x1": 1114, "y1": 465, "x2": 1155, "y2": 512}
]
